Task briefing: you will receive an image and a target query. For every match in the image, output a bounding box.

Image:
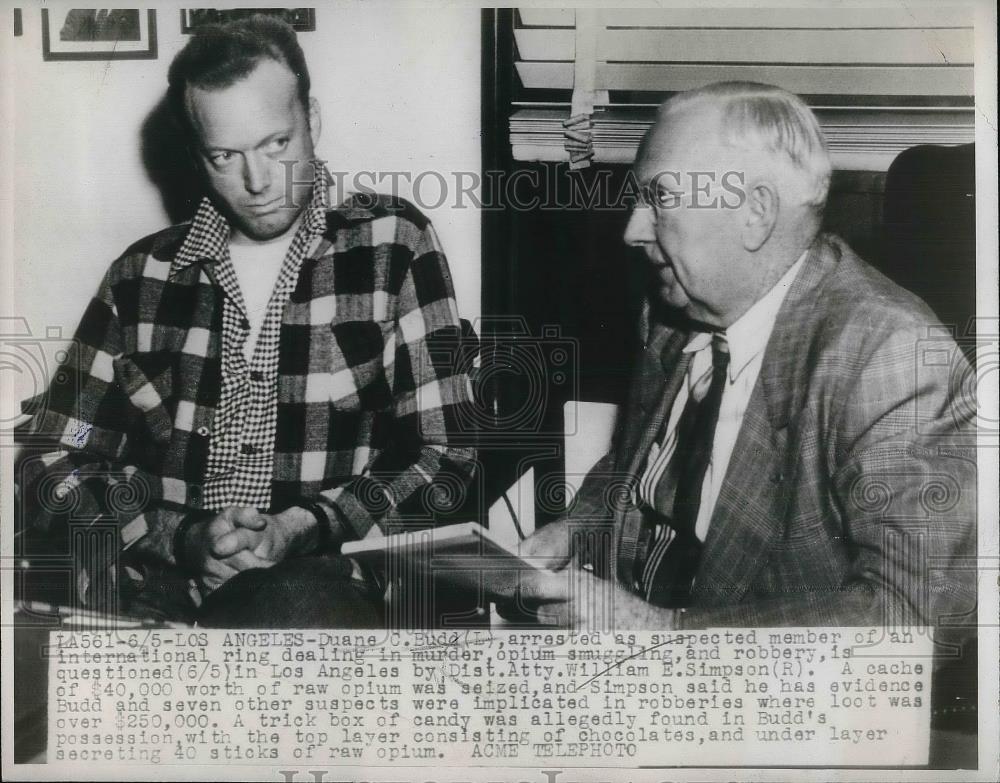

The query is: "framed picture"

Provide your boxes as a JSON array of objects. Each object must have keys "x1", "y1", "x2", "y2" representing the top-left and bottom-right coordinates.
[
  {"x1": 180, "y1": 8, "x2": 316, "y2": 33},
  {"x1": 41, "y1": 8, "x2": 157, "y2": 61}
]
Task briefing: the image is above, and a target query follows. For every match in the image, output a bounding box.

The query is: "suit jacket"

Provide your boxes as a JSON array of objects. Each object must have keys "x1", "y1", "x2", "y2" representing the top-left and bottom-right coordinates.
[{"x1": 568, "y1": 233, "x2": 977, "y2": 628}]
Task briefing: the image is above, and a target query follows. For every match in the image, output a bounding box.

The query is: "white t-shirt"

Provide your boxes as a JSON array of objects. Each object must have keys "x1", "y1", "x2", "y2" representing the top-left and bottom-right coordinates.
[{"x1": 228, "y1": 231, "x2": 297, "y2": 363}]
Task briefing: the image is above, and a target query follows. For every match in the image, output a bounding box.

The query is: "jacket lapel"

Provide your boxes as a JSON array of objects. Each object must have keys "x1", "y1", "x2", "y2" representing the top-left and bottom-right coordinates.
[
  {"x1": 613, "y1": 315, "x2": 691, "y2": 582},
  {"x1": 625, "y1": 335, "x2": 691, "y2": 478},
  {"x1": 692, "y1": 389, "x2": 791, "y2": 601},
  {"x1": 692, "y1": 235, "x2": 840, "y2": 602}
]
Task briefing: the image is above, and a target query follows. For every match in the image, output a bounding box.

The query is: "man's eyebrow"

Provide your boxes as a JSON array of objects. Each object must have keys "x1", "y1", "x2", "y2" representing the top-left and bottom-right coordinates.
[
  {"x1": 201, "y1": 129, "x2": 293, "y2": 155},
  {"x1": 254, "y1": 128, "x2": 293, "y2": 148},
  {"x1": 645, "y1": 172, "x2": 685, "y2": 188}
]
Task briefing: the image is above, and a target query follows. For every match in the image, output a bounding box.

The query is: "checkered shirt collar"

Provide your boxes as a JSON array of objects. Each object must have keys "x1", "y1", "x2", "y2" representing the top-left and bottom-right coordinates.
[{"x1": 170, "y1": 162, "x2": 331, "y2": 277}]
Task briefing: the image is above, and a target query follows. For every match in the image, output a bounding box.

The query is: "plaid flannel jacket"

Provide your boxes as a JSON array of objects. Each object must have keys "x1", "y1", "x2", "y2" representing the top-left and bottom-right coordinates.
[{"x1": 18, "y1": 187, "x2": 477, "y2": 576}]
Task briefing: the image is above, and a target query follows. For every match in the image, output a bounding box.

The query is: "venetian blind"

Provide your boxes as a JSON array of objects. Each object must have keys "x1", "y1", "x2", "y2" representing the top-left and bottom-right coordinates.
[{"x1": 509, "y1": 8, "x2": 975, "y2": 170}]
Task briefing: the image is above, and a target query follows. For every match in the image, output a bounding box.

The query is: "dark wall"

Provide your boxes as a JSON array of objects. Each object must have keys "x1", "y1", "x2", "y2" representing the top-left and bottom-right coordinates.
[{"x1": 823, "y1": 169, "x2": 887, "y2": 266}]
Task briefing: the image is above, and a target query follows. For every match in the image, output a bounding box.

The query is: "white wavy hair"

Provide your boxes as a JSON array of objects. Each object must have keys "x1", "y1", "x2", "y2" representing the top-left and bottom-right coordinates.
[{"x1": 661, "y1": 81, "x2": 832, "y2": 212}]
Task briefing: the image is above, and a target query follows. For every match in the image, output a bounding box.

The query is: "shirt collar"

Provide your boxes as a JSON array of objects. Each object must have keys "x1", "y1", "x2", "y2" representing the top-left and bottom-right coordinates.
[
  {"x1": 682, "y1": 248, "x2": 808, "y2": 381},
  {"x1": 170, "y1": 162, "x2": 331, "y2": 277}
]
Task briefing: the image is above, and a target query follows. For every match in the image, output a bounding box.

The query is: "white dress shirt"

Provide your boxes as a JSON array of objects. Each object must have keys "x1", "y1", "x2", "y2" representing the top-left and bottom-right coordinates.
[{"x1": 639, "y1": 250, "x2": 807, "y2": 541}]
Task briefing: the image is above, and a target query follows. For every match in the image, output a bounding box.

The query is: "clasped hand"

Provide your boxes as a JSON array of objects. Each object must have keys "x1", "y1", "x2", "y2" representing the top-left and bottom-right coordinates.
[{"x1": 183, "y1": 507, "x2": 306, "y2": 593}]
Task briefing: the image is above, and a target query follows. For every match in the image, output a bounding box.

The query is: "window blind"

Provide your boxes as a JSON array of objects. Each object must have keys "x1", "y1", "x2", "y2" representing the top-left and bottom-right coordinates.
[{"x1": 509, "y1": 8, "x2": 975, "y2": 170}]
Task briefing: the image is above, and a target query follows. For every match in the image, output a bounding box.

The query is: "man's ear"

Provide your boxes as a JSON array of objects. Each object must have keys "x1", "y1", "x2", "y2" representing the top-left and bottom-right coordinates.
[
  {"x1": 308, "y1": 96, "x2": 322, "y2": 148},
  {"x1": 743, "y1": 179, "x2": 778, "y2": 251}
]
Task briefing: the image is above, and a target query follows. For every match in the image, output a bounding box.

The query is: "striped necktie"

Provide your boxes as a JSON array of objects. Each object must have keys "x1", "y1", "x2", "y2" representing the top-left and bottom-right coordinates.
[{"x1": 636, "y1": 333, "x2": 730, "y2": 607}]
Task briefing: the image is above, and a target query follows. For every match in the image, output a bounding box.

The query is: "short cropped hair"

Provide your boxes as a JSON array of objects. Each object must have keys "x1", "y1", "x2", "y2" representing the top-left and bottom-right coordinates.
[
  {"x1": 167, "y1": 14, "x2": 310, "y2": 139},
  {"x1": 663, "y1": 81, "x2": 832, "y2": 211}
]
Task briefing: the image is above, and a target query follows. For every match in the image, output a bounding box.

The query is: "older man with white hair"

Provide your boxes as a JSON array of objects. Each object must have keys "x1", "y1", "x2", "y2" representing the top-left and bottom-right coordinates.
[{"x1": 520, "y1": 82, "x2": 976, "y2": 630}]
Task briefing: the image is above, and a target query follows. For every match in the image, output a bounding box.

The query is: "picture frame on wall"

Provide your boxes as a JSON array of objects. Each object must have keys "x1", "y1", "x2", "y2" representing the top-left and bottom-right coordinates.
[
  {"x1": 180, "y1": 8, "x2": 316, "y2": 33},
  {"x1": 41, "y1": 8, "x2": 158, "y2": 61}
]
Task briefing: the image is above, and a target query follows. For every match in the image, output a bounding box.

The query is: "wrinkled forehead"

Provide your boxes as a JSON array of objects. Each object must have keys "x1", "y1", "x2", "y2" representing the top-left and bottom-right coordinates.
[
  {"x1": 186, "y1": 58, "x2": 301, "y2": 135},
  {"x1": 633, "y1": 103, "x2": 728, "y2": 183}
]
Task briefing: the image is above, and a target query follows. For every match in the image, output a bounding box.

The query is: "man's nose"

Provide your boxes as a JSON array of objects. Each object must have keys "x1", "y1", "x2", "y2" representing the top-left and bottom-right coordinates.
[
  {"x1": 623, "y1": 204, "x2": 655, "y2": 246},
  {"x1": 243, "y1": 153, "x2": 272, "y2": 195}
]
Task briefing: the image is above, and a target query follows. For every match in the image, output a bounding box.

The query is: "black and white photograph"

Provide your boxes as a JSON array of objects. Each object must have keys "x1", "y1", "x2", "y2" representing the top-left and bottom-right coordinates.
[
  {"x1": 180, "y1": 8, "x2": 315, "y2": 34},
  {"x1": 1, "y1": 1, "x2": 997, "y2": 780},
  {"x1": 41, "y1": 8, "x2": 157, "y2": 60}
]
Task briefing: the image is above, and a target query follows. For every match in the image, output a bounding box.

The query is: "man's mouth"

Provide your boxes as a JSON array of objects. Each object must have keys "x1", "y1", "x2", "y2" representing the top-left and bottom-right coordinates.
[
  {"x1": 650, "y1": 257, "x2": 677, "y2": 288},
  {"x1": 643, "y1": 246, "x2": 669, "y2": 267},
  {"x1": 246, "y1": 199, "x2": 282, "y2": 214},
  {"x1": 648, "y1": 253, "x2": 672, "y2": 273}
]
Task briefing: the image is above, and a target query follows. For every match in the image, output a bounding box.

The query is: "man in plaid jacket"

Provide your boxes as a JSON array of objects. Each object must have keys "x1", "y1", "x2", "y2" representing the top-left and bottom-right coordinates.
[
  {"x1": 17, "y1": 16, "x2": 476, "y2": 624},
  {"x1": 520, "y1": 82, "x2": 977, "y2": 630}
]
